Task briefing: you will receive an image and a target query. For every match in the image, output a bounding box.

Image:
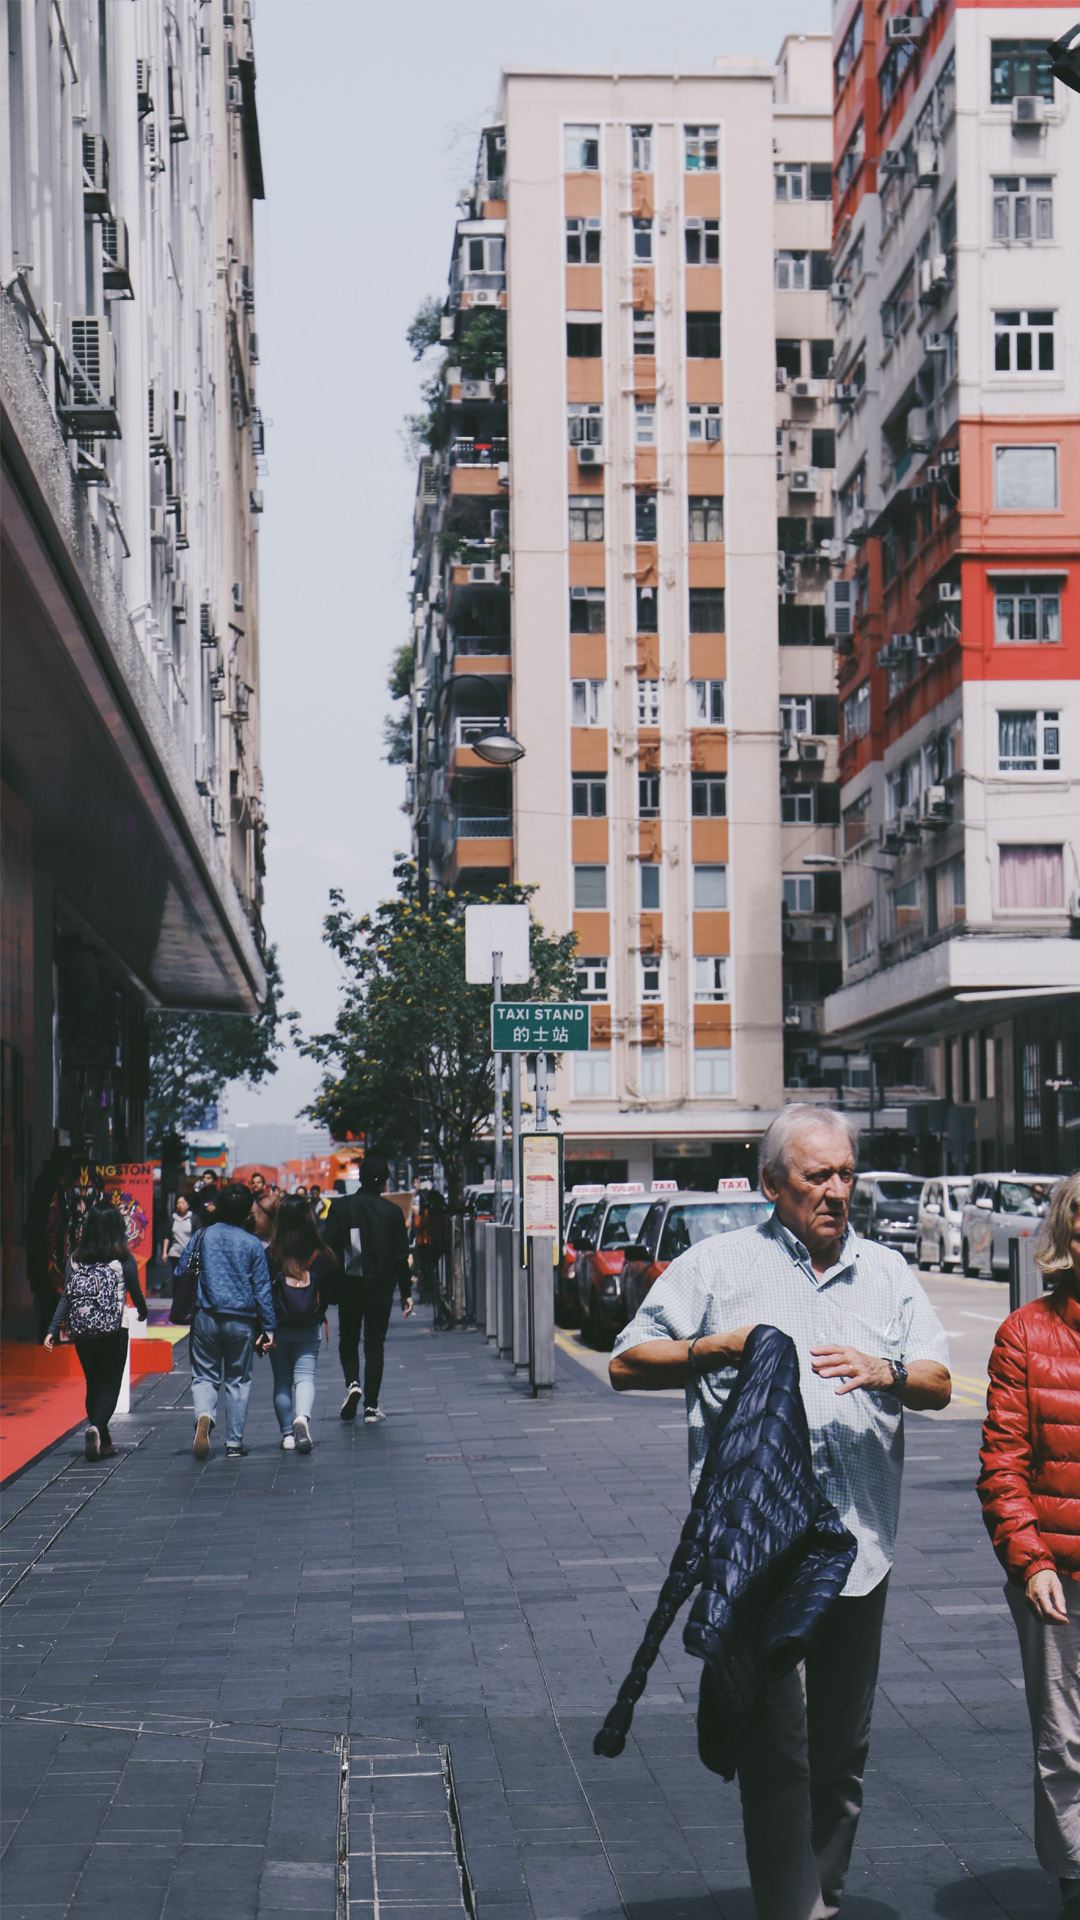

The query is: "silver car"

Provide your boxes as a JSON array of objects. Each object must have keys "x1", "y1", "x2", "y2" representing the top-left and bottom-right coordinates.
[
  {"x1": 916, "y1": 1178, "x2": 971, "y2": 1272},
  {"x1": 959, "y1": 1173, "x2": 1053, "y2": 1280}
]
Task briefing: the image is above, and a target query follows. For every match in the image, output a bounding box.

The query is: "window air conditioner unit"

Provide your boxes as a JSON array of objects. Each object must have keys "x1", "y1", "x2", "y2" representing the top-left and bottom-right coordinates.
[
  {"x1": 469, "y1": 289, "x2": 498, "y2": 306},
  {"x1": 906, "y1": 408, "x2": 932, "y2": 451},
  {"x1": 824, "y1": 578, "x2": 855, "y2": 639},
  {"x1": 836, "y1": 380, "x2": 859, "y2": 404},
  {"x1": 886, "y1": 16, "x2": 928, "y2": 45},
  {"x1": 497, "y1": 461, "x2": 509, "y2": 483},
  {"x1": 915, "y1": 141, "x2": 938, "y2": 184},
  {"x1": 920, "y1": 784, "x2": 951, "y2": 824},
  {"x1": 775, "y1": 367, "x2": 789, "y2": 391},
  {"x1": 880, "y1": 146, "x2": 906, "y2": 172},
  {"x1": 577, "y1": 444, "x2": 602, "y2": 466},
  {"x1": 939, "y1": 447, "x2": 959, "y2": 468},
  {"x1": 226, "y1": 78, "x2": 243, "y2": 110},
  {"x1": 64, "y1": 317, "x2": 120, "y2": 437},
  {"x1": 938, "y1": 581, "x2": 961, "y2": 603},
  {"x1": 460, "y1": 379, "x2": 493, "y2": 401},
  {"x1": 916, "y1": 631, "x2": 945, "y2": 659},
  {"x1": 148, "y1": 383, "x2": 169, "y2": 450},
  {"x1": 172, "y1": 577, "x2": 187, "y2": 620},
  {"x1": 82, "y1": 135, "x2": 110, "y2": 213},
  {"x1": 167, "y1": 66, "x2": 188, "y2": 141},
  {"x1": 1012, "y1": 95, "x2": 1046, "y2": 127},
  {"x1": 100, "y1": 216, "x2": 133, "y2": 296},
  {"x1": 923, "y1": 332, "x2": 948, "y2": 354},
  {"x1": 900, "y1": 804, "x2": 922, "y2": 842},
  {"x1": 791, "y1": 379, "x2": 821, "y2": 401},
  {"x1": 469, "y1": 564, "x2": 498, "y2": 583},
  {"x1": 925, "y1": 463, "x2": 942, "y2": 483},
  {"x1": 876, "y1": 642, "x2": 895, "y2": 669},
  {"x1": 892, "y1": 632, "x2": 915, "y2": 653},
  {"x1": 931, "y1": 254, "x2": 949, "y2": 286},
  {"x1": 149, "y1": 504, "x2": 170, "y2": 543},
  {"x1": 170, "y1": 493, "x2": 189, "y2": 549},
  {"x1": 799, "y1": 739, "x2": 826, "y2": 763},
  {"x1": 789, "y1": 467, "x2": 821, "y2": 494},
  {"x1": 918, "y1": 258, "x2": 935, "y2": 297},
  {"x1": 879, "y1": 820, "x2": 904, "y2": 854},
  {"x1": 249, "y1": 488, "x2": 264, "y2": 514},
  {"x1": 136, "y1": 60, "x2": 153, "y2": 116}
]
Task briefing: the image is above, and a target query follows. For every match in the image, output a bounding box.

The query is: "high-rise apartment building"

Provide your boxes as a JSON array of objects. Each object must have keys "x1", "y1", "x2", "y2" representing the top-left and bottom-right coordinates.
[
  {"x1": 1, "y1": 0, "x2": 268, "y2": 1314},
  {"x1": 408, "y1": 42, "x2": 840, "y2": 1186},
  {"x1": 824, "y1": 2, "x2": 1080, "y2": 1172}
]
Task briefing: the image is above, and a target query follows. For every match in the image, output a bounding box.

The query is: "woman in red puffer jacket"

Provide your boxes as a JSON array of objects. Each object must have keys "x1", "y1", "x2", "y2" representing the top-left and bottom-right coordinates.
[{"x1": 977, "y1": 1171, "x2": 1080, "y2": 1920}]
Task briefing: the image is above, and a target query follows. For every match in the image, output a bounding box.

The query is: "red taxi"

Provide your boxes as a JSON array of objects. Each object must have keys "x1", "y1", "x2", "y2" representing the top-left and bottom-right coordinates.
[
  {"x1": 557, "y1": 1186, "x2": 606, "y2": 1327},
  {"x1": 621, "y1": 1180, "x2": 775, "y2": 1323},
  {"x1": 576, "y1": 1182, "x2": 680, "y2": 1347}
]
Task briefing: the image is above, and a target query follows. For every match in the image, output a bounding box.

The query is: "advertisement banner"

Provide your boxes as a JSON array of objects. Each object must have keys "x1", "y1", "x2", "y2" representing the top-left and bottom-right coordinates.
[{"x1": 97, "y1": 1162, "x2": 155, "y2": 1273}]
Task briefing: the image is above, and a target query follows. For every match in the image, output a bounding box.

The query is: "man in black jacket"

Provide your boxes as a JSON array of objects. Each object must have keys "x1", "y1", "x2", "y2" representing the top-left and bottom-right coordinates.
[{"x1": 324, "y1": 1156, "x2": 412, "y2": 1423}]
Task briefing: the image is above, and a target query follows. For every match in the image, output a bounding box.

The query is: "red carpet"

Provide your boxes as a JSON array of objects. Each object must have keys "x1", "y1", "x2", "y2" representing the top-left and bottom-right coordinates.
[{"x1": 1, "y1": 1339, "x2": 175, "y2": 1483}]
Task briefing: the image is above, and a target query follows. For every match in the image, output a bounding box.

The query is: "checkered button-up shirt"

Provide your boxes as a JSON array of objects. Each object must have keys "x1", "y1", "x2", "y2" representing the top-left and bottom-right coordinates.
[{"x1": 613, "y1": 1214, "x2": 950, "y2": 1595}]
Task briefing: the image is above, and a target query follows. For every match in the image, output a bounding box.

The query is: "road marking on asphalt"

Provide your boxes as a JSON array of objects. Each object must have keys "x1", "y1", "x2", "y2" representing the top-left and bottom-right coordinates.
[
  {"x1": 932, "y1": 1603, "x2": 1008, "y2": 1615},
  {"x1": 961, "y1": 1310, "x2": 1006, "y2": 1323},
  {"x1": 559, "y1": 1556, "x2": 662, "y2": 1567}
]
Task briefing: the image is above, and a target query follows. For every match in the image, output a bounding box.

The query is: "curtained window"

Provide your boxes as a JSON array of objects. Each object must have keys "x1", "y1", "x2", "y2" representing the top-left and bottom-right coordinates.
[{"x1": 999, "y1": 844, "x2": 1063, "y2": 910}]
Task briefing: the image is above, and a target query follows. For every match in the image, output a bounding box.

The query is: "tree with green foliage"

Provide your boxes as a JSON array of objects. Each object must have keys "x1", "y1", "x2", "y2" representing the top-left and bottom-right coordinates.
[
  {"x1": 147, "y1": 947, "x2": 286, "y2": 1144},
  {"x1": 297, "y1": 864, "x2": 577, "y2": 1208},
  {"x1": 406, "y1": 295, "x2": 444, "y2": 361},
  {"x1": 382, "y1": 641, "x2": 414, "y2": 765}
]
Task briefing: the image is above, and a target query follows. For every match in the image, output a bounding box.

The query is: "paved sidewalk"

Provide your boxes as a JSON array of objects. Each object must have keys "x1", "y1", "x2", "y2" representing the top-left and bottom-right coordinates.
[{"x1": 0, "y1": 1307, "x2": 1055, "y2": 1920}]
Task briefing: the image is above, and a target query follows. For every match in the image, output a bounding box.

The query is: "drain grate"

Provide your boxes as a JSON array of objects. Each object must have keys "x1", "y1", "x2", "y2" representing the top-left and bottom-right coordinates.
[{"x1": 347, "y1": 1741, "x2": 473, "y2": 1916}]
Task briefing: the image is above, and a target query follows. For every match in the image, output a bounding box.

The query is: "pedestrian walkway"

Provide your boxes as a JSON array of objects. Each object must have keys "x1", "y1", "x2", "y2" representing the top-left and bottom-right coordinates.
[{"x1": 0, "y1": 1305, "x2": 1055, "y2": 1919}]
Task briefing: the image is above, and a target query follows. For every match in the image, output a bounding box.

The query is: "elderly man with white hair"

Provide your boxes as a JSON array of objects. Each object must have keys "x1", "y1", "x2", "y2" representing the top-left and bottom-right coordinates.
[{"x1": 611, "y1": 1104, "x2": 951, "y2": 1920}]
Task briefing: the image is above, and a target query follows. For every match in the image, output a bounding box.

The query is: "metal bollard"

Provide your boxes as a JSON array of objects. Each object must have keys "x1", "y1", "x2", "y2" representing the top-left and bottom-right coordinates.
[
  {"x1": 527, "y1": 1235, "x2": 555, "y2": 1395},
  {"x1": 512, "y1": 1229, "x2": 529, "y2": 1372},
  {"x1": 484, "y1": 1222, "x2": 498, "y2": 1344},
  {"x1": 1008, "y1": 1234, "x2": 1042, "y2": 1313},
  {"x1": 496, "y1": 1224, "x2": 514, "y2": 1358}
]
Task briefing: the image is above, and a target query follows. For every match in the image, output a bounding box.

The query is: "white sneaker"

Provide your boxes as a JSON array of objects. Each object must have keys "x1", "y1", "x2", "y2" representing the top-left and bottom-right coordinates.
[
  {"x1": 281, "y1": 1433, "x2": 296, "y2": 1451},
  {"x1": 294, "y1": 1416, "x2": 313, "y2": 1453},
  {"x1": 364, "y1": 1406, "x2": 385, "y2": 1424},
  {"x1": 340, "y1": 1384, "x2": 362, "y2": 1422}
]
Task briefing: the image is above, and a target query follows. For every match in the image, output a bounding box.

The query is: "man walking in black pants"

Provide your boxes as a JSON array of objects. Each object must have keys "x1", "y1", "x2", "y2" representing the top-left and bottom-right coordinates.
[{"x1": 324, "y1": 1157, "x2": 412, "y2": 1424}]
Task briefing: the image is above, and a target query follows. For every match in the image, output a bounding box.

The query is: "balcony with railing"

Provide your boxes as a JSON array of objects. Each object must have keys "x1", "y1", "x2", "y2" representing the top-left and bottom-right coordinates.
[{"x1": 449, "y1": 436, "x2": 509, "y2": 466}]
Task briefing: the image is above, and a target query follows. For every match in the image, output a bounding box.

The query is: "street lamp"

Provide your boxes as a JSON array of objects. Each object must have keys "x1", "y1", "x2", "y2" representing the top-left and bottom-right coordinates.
[
  {"x1": 442, "y1": 671, "x2": 526, "y2": 764},
  {"x1": 1048, "y1": 23, "x2": 1080, "y2": 92}
]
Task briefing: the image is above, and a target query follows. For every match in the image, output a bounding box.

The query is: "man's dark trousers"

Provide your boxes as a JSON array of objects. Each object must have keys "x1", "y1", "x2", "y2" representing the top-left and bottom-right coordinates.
[
  {"x1": 734, "y1": 1577, "x2": 888, "y2": 1920},
  {"x1": 337, "y1": 1282, "x2": 396, "y2": 1407}
]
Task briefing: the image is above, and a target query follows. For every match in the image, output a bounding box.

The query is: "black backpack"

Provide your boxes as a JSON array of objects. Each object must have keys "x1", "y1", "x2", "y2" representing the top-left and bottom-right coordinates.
[{"x1": 271, "y1": 1270, "x2": 322, "y2": 1326}]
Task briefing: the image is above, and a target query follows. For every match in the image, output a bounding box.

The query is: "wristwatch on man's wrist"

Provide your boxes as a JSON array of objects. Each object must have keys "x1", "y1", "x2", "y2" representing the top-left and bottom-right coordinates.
[{"x1": 886, "y1": 1357, "x2": 908, "y2": 1395}]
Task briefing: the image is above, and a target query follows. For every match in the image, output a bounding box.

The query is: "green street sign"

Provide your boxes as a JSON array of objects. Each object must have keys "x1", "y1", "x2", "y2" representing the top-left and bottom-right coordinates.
[{"x1": 490, "y1": 1003, "x2": 592, "y2": 1052}]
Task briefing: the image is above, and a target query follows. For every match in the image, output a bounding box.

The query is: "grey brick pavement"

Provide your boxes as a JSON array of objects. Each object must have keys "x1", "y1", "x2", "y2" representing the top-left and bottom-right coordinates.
[{"x1": 0, "y1": 1308, "x2": 1056, "y2": 1919}]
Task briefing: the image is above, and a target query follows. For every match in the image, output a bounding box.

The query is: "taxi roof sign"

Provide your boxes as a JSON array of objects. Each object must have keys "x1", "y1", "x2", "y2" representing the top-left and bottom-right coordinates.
[
  {"x1": 650, "y1": 1179, "x2": 679, "y2": 1192},
  {"x1": 606, "y1": 1181, "x2": 645, "y2": 1195},
  {"x1": 717, "y1": 1177, "x2": 752, "y2": 1194},
  {"x1": 570, "y1": 1183, "x2": 606, "y2": 1197}
]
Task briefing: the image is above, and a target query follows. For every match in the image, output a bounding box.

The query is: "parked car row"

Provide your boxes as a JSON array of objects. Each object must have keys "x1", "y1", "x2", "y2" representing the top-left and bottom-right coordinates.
[{"x1": 854, "y1": 1169, "x2": 1056, "y2": 1280}]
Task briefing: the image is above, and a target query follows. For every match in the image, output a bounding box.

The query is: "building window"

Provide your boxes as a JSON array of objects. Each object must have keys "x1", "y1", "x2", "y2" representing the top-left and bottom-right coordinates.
[
  {"x1": 637, "y1": 679, "x2": 660, "y2": 726},
  {"x1": 779, "y1": 605, "x2": 827, "y2": 646},
  {"x1": 635, "y1": 494, "x2": 657, "y2": 542},
  {"x1": 781, "y1": 784, "x2": 814, "y2": 824},
  {"x1": 566, "y1": 217, "x2": 601, "y2": 264},
  {"x1": 691, "y1": 774, "x2": 727, "y2": 818},
  {"x1": 998, "y1": 709, "x2": 1060, "y2": 772},
  {"x1": 685, "y1": 219, "x2": 720, "y2": 265},
  {"x1": 574, "y1": 1051, "x2": 611, "y2": 1097},
  {"x1": 630, "y1": 125, "x2": 652, "y2": 172},
  {"x1": 774, "y1": 162, "x2": 807, "y2": 200},
  {"x1": 640, "y1": 863, "x2": 661, "y2": 911},
  {"x1": 567, "y1": 404, "x2": 604, "y2": 445},
  {"x1": 689, "y1": 680, "x2": 725, "y2": 727},
  {"x1": 686, "y1": 311, "x2": 722, "y2": 358},
  {"x1": 641, "y1": 1048, "x2": 665, "y2": 1094},
  {"x1": 688, "y1": 496, "x2": 723, "y2": 543},
  {"x1": 1021, "y1": 1041, "x2": 1041, "y2": 1137},
  {"x1": 990, "y1": 41, "x2": 1055, "y2": 103},
  {"x1": 685, "y1": 125, "x2": 719, "y2": 171},
  {"x1": 836, "y1": 122, "x2": 865, "y2": 193},
  {"x1": 694, "y1": 956, "x2": 729, "y2": 1003},
  {"x1": 571, "y1": 679, "x2": 606, "y2": 726},
  {"x1": 565, "y1": 124, "x2": 600, "y2": 171},
  {"x1": 633, "y1": 310, "x2": 656, "y2": 357},
  {"x1": 835, "y1": 9, "x2": 864, "y2": 89},
  {"x1": 994, "y1": 446, "x2": 1059, "y2": 511},
  {"x1": 882, "y1": 266, "x2": 915, "y2": 346},
  {"x1": 994, "y1": 577, "x2": 1062, "y2": 643},
  {"x1": 572, "y1": 774, "x2": 607, "y2": 817},
  {"x1": 567, "y1": 321, "x2": 602, "y2": 358},
  {"x1": 780, "y1": 695, "x2": 812, "y2": 739},
  {"x1": 993, "y1": 176, "x2": 1053, "y2": 244},
  {"x1": 693, "y1": 864, "x2": 727, "y2": 910},
  {"x1": 689, "y1": 588, "x2": 725, "y2": 633},
  {"x1": 688, "y1": 404, "x2": 722, "y2": 443},
  {"x1": 635, "y1": 402, "x2": 656, "y2": 446},
  {"x1": 890, "y1": 879, "x2": 922, "y2": 938},
  {"x1": 811, "y1": 339, "x2": 834, "y2": 380},
  {"x1": 777, "y1": 339, "x2": 802, "y2": 381},
  {"x1": 636, "y1": 586, "x2": 658, "y2": 633},
  {"x1": 928, "y1": 855, "x2": 965, "y2": 932},
  {"x1": 569, "y1": 496, "x2": 604, "y2": 542},
  {"x1": 570, "y1": 587, "x2": 605, "y2": 632},
  {"x1": 574, "y1": 864, "x2": 607, "y2": 910},
  {"x1": 842, "y1": 682, "x2": 871, "y2": 743},
  {"x1": 783, "y1": 874, "x2": 814, "y2": 913},
  {"x1": 694, "y1": 1050, "x2": 731, "y2": 1096},
  {"x1": 640, "y1": 953, "x2": 662, "y2": 1001},
  {"x1": 845, "y1": 903, "x2": 873, "y2": 964},
  {"x1": 994, "y1": 310, "x2": 1056, "y2": 374},
  {"x1": 638, "y1": 772, "x2": 660, "y2": 818},
  {"x1": 843, "y1": 791, "x2": 872, "y2": 851},
  {"x1": 812, "y1": 429, "x2": 836, "y2": 469},
  {"x1": 576, "y1": 956, "x2": 609, "y2": 1001},
  {"x1": 999, "y1": 844, "x2": 1064, "y2": 910},
  {"x1": 775, "y1": 250, "x2": 808, "y2": 292},
  {"x1": 632, "y1": 218, "x2": 653, "y2": 262}
]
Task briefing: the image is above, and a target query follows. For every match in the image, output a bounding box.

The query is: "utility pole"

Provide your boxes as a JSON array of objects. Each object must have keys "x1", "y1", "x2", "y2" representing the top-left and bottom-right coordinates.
[{"x1": 492, "y1": 952, "x2": 503, "y2": 1224}]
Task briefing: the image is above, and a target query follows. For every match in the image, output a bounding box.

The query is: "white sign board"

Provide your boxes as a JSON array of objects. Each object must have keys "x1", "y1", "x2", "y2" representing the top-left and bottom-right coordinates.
[{"x1": 465, "y1": 903, "x2": 531, "y2": 984}]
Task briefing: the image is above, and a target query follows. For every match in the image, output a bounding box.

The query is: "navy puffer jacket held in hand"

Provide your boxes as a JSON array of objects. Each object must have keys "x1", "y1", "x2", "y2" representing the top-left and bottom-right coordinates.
[{"x1": 595, "y1": 1324, "x2": 857, "y2": 1779}]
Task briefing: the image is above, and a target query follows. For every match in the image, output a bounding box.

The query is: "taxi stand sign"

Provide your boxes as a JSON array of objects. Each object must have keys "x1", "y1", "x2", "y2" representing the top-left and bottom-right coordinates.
[{"x1": 490, "y1": 1003, "x2": 591, "y2": 1052}]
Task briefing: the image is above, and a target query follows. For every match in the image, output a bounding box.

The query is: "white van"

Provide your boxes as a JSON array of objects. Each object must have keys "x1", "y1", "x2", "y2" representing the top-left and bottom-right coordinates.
[
  {"x1": 915, "y1": 1178, "x2": 971, "y2": 1272},
  {"x1": 958, "y1": 1174, "x2": 1053, "y2": 1280}
]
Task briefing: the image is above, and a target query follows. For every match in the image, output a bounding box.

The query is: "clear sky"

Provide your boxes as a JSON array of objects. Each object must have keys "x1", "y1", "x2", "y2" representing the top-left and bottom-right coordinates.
[{"x1": 229, "y1": 0, "x2": 830, "y2": 1132}]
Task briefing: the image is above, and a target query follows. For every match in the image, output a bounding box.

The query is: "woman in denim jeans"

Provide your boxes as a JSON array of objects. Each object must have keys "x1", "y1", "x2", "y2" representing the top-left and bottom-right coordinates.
[
  {"x1": 177, "y1": 1182, "x2": 275, "y2": 1459},
  {"x1": 267, "y1": 1197, "x2": 337, "y2": 1453}
]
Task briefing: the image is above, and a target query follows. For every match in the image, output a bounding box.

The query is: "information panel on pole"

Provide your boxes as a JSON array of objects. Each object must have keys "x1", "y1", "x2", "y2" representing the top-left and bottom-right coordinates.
[
  {"x1": 490, "y1": 1004, "x2": 591, "y2": 1052},
  {"x1": 520, "y1": 1131, "x2": 564, "y2": 1262}
]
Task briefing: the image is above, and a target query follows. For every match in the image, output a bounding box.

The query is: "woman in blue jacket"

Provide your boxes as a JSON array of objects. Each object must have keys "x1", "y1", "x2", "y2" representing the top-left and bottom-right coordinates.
[{"x1": 176, "y1": 1181, "x2": 275, "y2": 1459}]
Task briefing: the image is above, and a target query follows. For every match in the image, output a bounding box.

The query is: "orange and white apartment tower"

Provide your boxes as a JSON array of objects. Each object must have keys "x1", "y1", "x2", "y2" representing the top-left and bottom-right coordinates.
[
  {"x1": 408, "y1": 53, "x2": 847, "y2": 1185},
  {"x1": 824, "y1": 2, "x2": 1080, "y2": 1172}
]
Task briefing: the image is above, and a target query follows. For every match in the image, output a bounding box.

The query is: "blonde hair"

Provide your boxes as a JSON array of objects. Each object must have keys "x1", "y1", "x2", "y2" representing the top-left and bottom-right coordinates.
[{"x1": 1034, "y1": 1172, "x2": 1080, "y2": 1276}]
